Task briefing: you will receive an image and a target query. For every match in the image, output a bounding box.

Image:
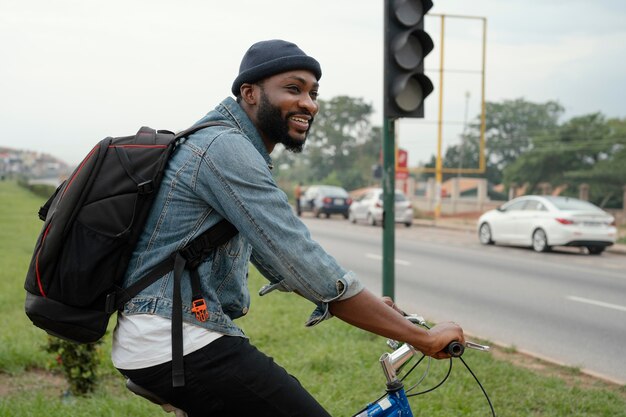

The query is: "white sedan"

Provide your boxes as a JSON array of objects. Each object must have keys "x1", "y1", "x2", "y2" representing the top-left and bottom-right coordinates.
[
  {"x1": 477, "y1": 195, "x2": 617, "y2": 255},
  {"x1": 348, "y1": 188, "x2": 414, "y2": 227}
]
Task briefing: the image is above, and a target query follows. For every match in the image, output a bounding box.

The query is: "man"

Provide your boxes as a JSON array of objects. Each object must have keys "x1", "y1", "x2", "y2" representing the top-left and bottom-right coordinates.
[{"x1": 112, "y1": 39, "x2": 464, "y2": 417}]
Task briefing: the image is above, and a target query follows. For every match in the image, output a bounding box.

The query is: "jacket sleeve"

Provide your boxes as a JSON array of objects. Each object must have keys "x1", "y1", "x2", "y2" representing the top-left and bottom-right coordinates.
[{"x1": 197, "y1": 130, "x2": 364, "y2": 325}]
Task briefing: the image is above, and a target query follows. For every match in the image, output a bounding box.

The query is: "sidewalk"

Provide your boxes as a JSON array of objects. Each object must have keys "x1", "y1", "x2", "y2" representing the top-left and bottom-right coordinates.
[{"x1": 413, "y1": 218, "x2": 626, "y2": 255}]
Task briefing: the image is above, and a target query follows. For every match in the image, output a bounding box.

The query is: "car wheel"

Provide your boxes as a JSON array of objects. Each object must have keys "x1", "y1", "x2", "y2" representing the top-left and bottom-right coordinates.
[
  {"x1": 348, "y1": 211, "x2": 357, "y2": 224},
  {"x1": 532, "y1": 228, "x2": 551, "y2": 253},
  {"x1": 343, "y1": 212, "x2": 349, "y2": 220},
  {"x1": 324, "y1": 213, "x2": 330, "y2": 219},
  {"x1": 478, "y1": 223, "x2": 494, "y2": 245},
  {"x1": 367, "y1": 213, "x2": 377, "y2": 226},
  {"x1": 404, "y1": 221, "x2": 412, "y2": 228},
  {"x1": 587, "y1": 246, "x2": 605, "y2": 255}
]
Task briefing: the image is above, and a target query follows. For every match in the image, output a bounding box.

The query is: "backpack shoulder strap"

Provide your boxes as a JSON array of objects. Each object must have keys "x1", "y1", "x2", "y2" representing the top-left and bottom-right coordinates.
[
  {"x1": 111, "y1": 219, "x2": 237, "y2": 311},
  {"x1": 174, "y1": 121, "x2": 231, "y2": 140},
  {"x1": 110, "y1": 218, "x2": 239, "y2": 387}
]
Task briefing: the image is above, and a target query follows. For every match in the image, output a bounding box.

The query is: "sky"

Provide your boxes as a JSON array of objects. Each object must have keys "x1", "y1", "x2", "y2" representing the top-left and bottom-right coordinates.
[{"x1": 1, "y1": 0, "x2": 625, "y2": 167}]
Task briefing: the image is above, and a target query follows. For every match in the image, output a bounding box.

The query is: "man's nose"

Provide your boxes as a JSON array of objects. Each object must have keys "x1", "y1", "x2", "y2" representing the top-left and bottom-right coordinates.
[{"x1": 298, "y1": 94, "x2": 318, "y2": 115}]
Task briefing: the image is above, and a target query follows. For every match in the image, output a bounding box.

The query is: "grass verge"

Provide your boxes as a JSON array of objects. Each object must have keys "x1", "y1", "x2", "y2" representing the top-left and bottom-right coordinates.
[{"x1": 0, "y1": 180, "x2": 625, "y2": 416}]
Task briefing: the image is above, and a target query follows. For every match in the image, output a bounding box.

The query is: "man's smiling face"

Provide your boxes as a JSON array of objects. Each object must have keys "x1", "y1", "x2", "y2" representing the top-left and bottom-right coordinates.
[{"x1": 254, "y1": 70, "x2": 319, "y2": 153}]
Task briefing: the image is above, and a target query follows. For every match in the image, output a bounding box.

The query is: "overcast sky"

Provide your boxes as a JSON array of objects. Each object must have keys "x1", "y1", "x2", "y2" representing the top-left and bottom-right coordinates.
[{"x1": 1, "y1": 0, "x2": 625, "y2": 167}]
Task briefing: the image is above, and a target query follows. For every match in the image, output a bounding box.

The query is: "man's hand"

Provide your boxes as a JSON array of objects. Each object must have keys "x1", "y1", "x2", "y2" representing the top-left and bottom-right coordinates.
[
  {"x1": 330, "y1": 289, "x2": 465, "y2": 359},
  {"x1": 380, "y1": 297, "x2": 463, "y2": 358},
  {"x1": 425, "y1": 322, "x2": 465, "y2": 359}
]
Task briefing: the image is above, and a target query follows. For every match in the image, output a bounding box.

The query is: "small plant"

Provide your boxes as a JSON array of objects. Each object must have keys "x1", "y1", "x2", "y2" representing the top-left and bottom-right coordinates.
[{"x1": 46, "y1": 336, "x2": 103, "y2": 396}]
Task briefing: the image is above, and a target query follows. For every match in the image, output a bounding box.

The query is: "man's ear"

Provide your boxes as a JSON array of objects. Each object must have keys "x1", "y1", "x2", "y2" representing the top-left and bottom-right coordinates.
[{"x1": 240, "y1": 83, "x2": 258, "y2": 105}]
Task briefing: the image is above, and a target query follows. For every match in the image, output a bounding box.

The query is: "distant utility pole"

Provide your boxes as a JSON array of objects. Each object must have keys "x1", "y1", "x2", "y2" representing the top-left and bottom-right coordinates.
[{"x1": 458, "y1": 90, "x2": 471, "y2": 177}]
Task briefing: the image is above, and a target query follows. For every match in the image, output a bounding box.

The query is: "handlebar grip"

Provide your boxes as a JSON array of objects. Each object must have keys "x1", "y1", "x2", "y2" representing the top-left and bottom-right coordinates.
[{"x1": 445, "y1": 341, "x2": 465, "y2": 357}]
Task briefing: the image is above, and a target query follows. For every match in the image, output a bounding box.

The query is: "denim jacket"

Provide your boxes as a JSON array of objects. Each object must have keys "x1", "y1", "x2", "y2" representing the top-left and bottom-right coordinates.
[{"x1": 121, "y1": 97, "x2": 364, "y2": 336}]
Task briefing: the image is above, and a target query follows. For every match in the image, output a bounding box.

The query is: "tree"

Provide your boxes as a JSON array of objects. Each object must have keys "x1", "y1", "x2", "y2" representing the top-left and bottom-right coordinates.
[
  {"x1": 503, "y1": 114, "x2": 616, "y2": 195},
  {"x1": 562, "y1": 117, "x2": 626, "y2": 207},
  {"x1": 483, "y1": 99, "x2": 564, "y2": 174},
  {"x1": 421, "y1": 97, "x2": 624, "y2": 208},
  {"x1": 423, "y1": 98, "x2": 564, "y2": 185}
]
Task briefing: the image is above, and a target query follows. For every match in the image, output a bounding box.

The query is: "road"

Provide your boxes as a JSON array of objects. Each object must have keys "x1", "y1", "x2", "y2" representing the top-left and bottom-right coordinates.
[{"x1": 299, "y1": 215, "x2": 626, "y2": 385}]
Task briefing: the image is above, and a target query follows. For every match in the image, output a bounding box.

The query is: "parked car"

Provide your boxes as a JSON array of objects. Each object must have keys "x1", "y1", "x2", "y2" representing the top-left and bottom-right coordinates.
[
  {"x1": 298, "y1": 185, "x2": 352, "y2": 218},
  {"x1": 477, "y1": 195, "x2": 617, "y2": 254},
  {"x1": 348, "y1": 188, "x2": 413, "y2": 227}
]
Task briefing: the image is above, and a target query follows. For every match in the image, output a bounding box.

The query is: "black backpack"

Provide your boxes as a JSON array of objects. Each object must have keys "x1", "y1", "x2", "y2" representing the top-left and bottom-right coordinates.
[{"x1": 24, "y1": 123, "x2": 238, "y2": 386}]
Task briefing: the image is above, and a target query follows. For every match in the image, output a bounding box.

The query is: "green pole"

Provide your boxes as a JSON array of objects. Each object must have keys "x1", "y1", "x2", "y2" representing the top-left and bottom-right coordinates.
[{"x1": 382, "y1": 117, "x2": 395, "y2": 298}]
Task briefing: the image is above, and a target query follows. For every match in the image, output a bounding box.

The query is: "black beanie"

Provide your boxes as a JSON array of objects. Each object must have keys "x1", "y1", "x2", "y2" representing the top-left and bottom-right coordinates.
[{"x1": 231, "y1": 39, "x2": 322, "y2": 96}]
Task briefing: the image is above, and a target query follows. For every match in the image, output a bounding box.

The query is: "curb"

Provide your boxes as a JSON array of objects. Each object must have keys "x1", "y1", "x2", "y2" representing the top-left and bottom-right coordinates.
[
  {"x1": 461, "y1": 332, "x2": 626, "y2": 386},
  {"x1": 412, "y1": 219, "x2": 626, "y2": 255}
]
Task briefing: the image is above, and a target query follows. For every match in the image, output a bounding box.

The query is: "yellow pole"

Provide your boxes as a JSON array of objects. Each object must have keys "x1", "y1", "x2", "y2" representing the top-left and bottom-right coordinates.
[{"x1": 435, "y1": 15, "x2": 445, "y2": 219}]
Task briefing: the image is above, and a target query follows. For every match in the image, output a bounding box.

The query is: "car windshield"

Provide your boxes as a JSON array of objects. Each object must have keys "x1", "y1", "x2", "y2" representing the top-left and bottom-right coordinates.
[
  {"x1": 545, "y1": 197, "x2": 604, "y2": 212},
  {"x1": 319, "y1": 187, "x2": 348, "y2": 198},
  {"x1": 376, "y1": 192, "x2": 408, "y2": 201}
]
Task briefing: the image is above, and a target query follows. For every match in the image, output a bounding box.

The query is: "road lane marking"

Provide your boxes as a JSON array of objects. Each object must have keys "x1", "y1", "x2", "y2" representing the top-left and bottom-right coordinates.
[
  {"x1": 566, "y1": 295, "x2": 626, "y2": 312},
  {"x1": 366, "y1": 253, "x2": 411, "y2": 266}
]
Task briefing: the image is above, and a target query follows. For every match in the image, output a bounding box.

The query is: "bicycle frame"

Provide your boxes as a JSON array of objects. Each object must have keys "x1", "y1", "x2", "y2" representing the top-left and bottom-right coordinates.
[{"x1": 353, "y1": 386, "x2": 412, "y2": 417}]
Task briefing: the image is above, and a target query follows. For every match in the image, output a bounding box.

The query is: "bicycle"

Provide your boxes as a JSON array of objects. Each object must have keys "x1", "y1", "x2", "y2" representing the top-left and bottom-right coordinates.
[
  {"x1": 351, "y1": 314, "x2": 495, "y2": 417},
  {"x1": 125, "y1": 314, "x2": 495, "y2": 417}
]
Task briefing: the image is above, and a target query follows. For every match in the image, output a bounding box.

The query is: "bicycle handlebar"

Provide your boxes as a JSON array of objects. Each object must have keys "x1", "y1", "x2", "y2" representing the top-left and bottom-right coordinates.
[
  {"x1": 367, "y1": 314, "x2": 496, "y2": 417},
  {"x1": 382, "y1": 314, "x2": 489, "y2": 384},
  {"x1": 445, "y1": 341, "x2": 465, "y2": 357}
]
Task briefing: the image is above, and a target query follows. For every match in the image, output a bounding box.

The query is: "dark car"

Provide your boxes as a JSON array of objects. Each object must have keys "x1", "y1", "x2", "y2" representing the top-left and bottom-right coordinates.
[{"x1": 298, "y1": 185, "x2": 352, "y2": 218}]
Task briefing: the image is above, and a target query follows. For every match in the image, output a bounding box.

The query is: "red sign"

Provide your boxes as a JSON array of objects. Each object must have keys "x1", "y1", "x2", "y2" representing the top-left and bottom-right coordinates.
[
  {"x1": 396, "y1": 170, "x2": 409, "y2": 180},
  {"x1": 397, "y1": 148, "x2": 408, "y2": 168}
]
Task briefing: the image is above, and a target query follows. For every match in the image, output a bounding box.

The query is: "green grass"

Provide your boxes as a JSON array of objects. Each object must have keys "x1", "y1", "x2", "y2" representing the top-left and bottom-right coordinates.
[
  {"x1": 1, "y1": 179, "x2": 625, "y2": 416},
  {"x1": 0, "y1": 180, "x2": 54, "y2": 372}
]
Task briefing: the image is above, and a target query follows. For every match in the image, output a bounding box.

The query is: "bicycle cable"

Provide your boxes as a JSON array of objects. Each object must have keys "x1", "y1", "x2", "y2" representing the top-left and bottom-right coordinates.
[
  {"x1": 400, "y1": 354, "x2": 430, "y2": 391},
  {"x1": 406, "y1": 357, "x2": 453, "y2": 397},
  {"x1": 362, "y1": 351, "x2": 495, "y2": 417},
  {"x1": 405, "y1": 355, "x2": 496, "y2": 416},
  {"x1": 404, "y1": 321, "x2": 496, "y2": 416},
  {"x1": 459, "y1": 355, "x2": 496, "y2": 417}
]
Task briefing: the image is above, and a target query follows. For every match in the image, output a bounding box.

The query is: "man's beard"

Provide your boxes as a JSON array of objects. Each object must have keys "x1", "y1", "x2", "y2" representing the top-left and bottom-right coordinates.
[{"x1": 257, "y1": 90, "x2": 314, "y2": 153}]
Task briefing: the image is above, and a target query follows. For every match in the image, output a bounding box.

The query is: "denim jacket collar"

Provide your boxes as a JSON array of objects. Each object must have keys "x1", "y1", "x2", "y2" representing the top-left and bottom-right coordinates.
[{"x1": 196, "y1": 97, "x2": 273, "y2": 169}]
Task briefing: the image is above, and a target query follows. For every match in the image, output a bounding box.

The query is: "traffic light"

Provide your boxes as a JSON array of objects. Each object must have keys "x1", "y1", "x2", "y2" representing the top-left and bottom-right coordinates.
[{"x1": 384, "y1": 0, "x2": 434, "y2": 119}]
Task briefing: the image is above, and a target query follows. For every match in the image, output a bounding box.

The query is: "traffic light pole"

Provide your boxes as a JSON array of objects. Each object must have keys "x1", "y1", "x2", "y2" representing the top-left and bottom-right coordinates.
[
  {"x1": 382, "y1": 117, "x2": 396, "y2": 299},
  {"x1": 382, "y1": 0, "x2": 435, "y2": 299}
]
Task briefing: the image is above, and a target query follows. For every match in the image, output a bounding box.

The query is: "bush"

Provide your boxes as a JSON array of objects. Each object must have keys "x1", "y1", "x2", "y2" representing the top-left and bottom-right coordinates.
[
  {"x1": 46, "y1": 337, "x2": 103, "y2": 396},
  {"x1": 16, "y1": 177, "x2": 58, "y2": 199}
]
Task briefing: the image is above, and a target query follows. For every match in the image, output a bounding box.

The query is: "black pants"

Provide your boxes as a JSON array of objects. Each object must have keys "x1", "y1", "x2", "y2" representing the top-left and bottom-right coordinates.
[{"x1": 119, "y1": 336, "x2": 332, "y2": 417}]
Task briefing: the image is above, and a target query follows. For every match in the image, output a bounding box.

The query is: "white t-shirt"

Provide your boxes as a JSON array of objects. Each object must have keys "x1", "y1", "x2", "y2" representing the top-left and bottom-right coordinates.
[{"x1": 112, "y1": 313, "x2": 223, "y2": 370}]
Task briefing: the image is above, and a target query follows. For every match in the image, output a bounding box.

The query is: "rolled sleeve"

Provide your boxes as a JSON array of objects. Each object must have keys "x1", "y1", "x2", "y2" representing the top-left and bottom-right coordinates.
[{"x1": 304, "y1": 271, "x2": 364, "y2": 327}]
